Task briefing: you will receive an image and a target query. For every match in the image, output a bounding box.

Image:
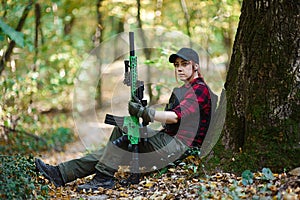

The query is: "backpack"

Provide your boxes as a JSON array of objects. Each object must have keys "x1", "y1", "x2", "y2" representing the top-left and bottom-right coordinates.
[
  {"x1": 200, "y1": 88, "x2": 226, "y2": 158},
  {"x1": 207, "y1": 86, "x2": 218, "y2": 126}
]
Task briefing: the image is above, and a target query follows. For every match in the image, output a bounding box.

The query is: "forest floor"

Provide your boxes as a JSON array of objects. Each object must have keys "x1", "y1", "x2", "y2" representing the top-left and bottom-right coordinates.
[{"x1": 36, "y1": 61, "x2": 300, "y2": 199}]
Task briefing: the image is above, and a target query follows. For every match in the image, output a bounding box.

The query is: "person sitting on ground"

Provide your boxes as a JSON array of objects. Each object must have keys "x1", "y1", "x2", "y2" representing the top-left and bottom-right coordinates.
[{"x1": 35, "y1": 47, "x2": 212, "y2": 191}]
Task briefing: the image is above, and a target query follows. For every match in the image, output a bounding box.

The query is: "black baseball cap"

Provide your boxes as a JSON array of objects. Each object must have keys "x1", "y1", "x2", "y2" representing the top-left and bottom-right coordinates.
[{"x1": 169, "y1": 48, "x2": 199, "y2": 64}]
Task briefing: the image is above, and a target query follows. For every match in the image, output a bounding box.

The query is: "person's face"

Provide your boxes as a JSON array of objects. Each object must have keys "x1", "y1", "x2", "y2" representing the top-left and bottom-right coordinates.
[{"x1": 174, "y1": 57, "x2": 194, "y2": 82}]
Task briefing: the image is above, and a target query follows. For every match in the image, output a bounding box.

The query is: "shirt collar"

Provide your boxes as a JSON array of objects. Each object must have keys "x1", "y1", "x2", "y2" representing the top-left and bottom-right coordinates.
[{"x1": 183, "y1": 77, "x2": 204, "y2": 88}]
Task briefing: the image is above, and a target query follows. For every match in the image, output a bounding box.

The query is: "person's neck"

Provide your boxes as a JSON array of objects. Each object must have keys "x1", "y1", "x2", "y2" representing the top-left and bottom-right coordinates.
[{"x1": 184, "y1": 74, "x2": 199, "y2": 85}]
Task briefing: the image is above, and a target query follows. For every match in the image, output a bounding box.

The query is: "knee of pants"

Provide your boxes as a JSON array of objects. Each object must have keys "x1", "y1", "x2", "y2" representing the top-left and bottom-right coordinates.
[{"x1": 109, "y1": 126, "x2": 124, "y2": 141}]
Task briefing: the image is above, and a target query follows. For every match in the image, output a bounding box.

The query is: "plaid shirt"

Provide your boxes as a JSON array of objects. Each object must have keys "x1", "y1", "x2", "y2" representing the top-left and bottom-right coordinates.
[{"x1": 164, "y1": 77, "x2": 211, "y2": 147}]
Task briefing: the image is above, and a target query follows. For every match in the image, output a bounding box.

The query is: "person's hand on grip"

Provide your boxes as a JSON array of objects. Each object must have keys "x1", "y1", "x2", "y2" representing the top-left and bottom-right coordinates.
[{"x1": 128, "y1": 101, "x2": 155, "y2": 123}]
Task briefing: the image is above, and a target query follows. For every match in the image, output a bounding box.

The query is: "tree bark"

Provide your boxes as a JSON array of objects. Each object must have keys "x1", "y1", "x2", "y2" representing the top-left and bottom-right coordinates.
[{"x1": 221, "y1": 0, "x2": 300, "y2": 172}]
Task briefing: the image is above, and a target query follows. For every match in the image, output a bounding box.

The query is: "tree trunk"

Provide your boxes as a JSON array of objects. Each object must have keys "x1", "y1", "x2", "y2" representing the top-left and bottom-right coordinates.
[
  {"x1": 180, "y1": 0, "x2": 191, "y2": 38},
  {"x1": 136, "y1": 0, "x2": 154, "y2": 104},
  {"x1": 95, "y1": 0, "x2": 104, "y2": 108},
  {"x1": 220, "y1": 0, "x2": 300, "y2": 172}
]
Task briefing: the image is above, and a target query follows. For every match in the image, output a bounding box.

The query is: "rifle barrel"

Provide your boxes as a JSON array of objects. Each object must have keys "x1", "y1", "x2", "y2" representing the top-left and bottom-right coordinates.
[{"x1": 129, "y1": 32, "x2": 135, "y2": 56}]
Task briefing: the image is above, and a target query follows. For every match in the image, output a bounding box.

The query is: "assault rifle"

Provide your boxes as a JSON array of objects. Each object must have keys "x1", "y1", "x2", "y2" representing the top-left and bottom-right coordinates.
[{"x1": 104, "y1": 32, "x2": 148, "y2": 185}]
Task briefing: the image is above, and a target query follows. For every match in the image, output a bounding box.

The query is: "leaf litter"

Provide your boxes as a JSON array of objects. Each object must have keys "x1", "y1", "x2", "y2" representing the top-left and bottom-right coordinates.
[{"x1": 40, "y1": 155, "x2": 300, "y2": 199}]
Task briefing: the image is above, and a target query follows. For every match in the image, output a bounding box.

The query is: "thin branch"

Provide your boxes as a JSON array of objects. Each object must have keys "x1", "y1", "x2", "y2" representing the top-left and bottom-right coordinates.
[
  {"x1": 180, "y1": 0, "x2": 192, "y2": 46},
  {"x1": 1, "y1": 0, "x2": 8, "y2": 18},
  {"x1": 0, "y1": 1, "x2": 34, "y2": 75},
  {"x1": 34, "y1": 3, "x2": 41, "y2": 65},
  {"x1": 1, "y1": 125, "x2": 60, "y2": 152}
]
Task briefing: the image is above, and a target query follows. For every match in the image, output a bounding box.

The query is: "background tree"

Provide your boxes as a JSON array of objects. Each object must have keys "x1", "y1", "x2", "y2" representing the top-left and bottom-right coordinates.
[
  {"x1": 214, "y1": 0, "x2": 300, "y2": 173},
  {"x1": 95, "y1": 0, "x2": 104, "y2": 107}
]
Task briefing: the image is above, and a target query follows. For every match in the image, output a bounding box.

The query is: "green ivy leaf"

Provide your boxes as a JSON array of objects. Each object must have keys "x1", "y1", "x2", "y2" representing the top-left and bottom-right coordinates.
[
  {"x1": 0, "y1": 19, "x2": 24, "y2": 47},
  {"x1": 241, "y1": 170, "x2": 254, "y2": 186},
  {"x1": 262, "y1": 168, "x2": 274, "y2": 180},
  {"x1": 158, "y1": 167, "x2": 168, "y2": 176}
]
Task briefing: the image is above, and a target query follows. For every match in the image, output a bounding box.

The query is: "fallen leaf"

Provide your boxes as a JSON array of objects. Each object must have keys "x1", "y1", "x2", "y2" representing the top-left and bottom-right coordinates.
[{"x1": 288, "y1": 167, "x2": 300, "y2": 176}]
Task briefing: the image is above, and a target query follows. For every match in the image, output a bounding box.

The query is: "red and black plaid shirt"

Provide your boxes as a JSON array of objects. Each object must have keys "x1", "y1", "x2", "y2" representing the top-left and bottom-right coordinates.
[{"x1": 164, "y1": 77, "x2": 211, "y2": 147}]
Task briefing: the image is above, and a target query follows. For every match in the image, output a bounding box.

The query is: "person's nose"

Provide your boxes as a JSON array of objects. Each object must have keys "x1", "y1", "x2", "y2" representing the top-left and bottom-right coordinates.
[{"x1": 177, "y1": 66, "x2": 183, "y2": 72}]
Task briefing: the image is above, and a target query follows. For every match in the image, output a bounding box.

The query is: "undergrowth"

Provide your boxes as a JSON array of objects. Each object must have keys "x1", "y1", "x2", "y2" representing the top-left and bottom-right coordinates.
[
  {"x1": 0, "y1": 155, "x2": 49, "y2": 199},
  {"x1": 0, "y1": 127, "x2": 73, "y2": 199}
]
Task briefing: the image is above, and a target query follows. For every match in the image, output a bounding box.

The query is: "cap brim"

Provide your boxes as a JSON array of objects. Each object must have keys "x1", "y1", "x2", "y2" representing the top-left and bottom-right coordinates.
[{"x1": 169, "y1": 53, "x2": 189, "y2": 63}]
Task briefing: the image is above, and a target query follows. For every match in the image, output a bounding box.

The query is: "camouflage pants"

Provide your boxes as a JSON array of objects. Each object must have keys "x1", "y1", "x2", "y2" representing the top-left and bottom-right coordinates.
[{"x1": 58, "y1": 127, "x2": 188, "y2": 184}]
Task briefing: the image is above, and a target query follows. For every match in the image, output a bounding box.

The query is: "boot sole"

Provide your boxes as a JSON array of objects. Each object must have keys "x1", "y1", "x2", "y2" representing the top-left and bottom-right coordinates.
[{"x1": 77, "y1": 181, "x2": 115, "y2": 192}]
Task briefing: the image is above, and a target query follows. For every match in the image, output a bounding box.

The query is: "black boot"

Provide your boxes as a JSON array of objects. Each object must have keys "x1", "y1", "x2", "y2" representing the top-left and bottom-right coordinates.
[
  {"x1": 77, "y1": 171, "x2": 115, "y2": 191},
  {"x1": 35, "y1": 158, "x2": 65, "y2": 187}
]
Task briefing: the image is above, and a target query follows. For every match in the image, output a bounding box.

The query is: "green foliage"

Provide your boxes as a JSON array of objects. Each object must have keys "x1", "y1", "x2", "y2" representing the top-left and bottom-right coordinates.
[
  {"x1": 0, "y1": 0, "x2": 81, "y2": 155},
  {"x1": 261, "y1": 168, "x2": 275, "y2": 181},
  {"x1": 206, "y1": 137, "x2": 300, "y2": 175},
  {"x1": 41, "y1": 127, "x2": 74, "y2": 151},
  {"x1": 0, "y1": 155, "x2": 49, "y2": 199},
  {"x1": 241, "y1": 168, "x2": 275, "y2": 186},
  {"x1": 0, "y1": 18, "x2": 24, "y2": 47},
  {"x1": 0, "y1": 65, "x2": 74, "y2": 154},
  {"x1": 241, "y1": 170, "x2": 253, "y2": 186},
  {"x1": 0, "y1": 126, "x2": 74, "y2": 154}
]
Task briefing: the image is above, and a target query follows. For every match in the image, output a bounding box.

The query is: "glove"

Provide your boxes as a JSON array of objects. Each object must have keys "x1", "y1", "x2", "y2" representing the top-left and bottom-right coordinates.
[{"x1": 128, "y1": 101, "x2": 155, "y2": 123}]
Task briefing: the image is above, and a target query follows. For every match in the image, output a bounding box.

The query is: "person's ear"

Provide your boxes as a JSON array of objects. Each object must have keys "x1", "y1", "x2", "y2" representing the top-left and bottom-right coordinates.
[{"x1": 194, "y1": 64, "x2": 199, "y2": 71}]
